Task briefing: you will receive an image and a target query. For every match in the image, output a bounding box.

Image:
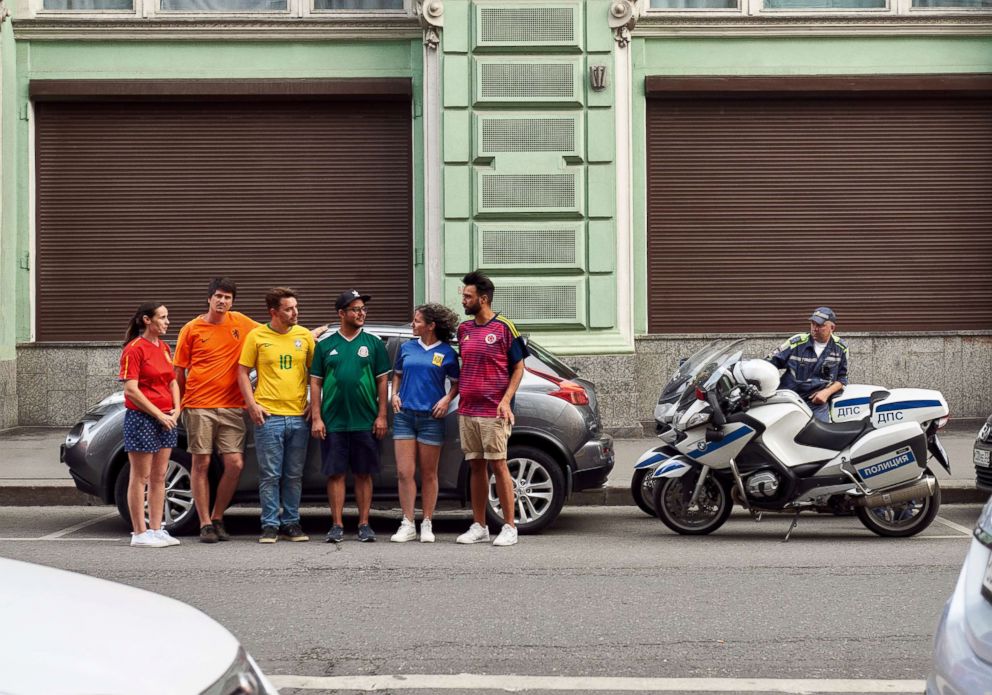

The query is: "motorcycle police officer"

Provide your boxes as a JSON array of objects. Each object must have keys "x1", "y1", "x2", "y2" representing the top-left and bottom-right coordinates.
[{"x1": 767, "y1": 307, "x2": 848, "y2": 422}]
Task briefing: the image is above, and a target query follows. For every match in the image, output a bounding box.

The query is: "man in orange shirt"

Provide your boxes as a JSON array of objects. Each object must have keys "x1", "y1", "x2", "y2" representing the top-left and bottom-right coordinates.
[{"x1": 174, "y1": 278, "x2": 260, "y2": 543}]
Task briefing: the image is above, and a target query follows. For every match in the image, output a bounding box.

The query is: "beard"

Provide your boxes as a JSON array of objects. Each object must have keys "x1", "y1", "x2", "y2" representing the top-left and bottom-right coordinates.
[{"x1": 464, "y1": 301, "x2": 481, "y2": 315}]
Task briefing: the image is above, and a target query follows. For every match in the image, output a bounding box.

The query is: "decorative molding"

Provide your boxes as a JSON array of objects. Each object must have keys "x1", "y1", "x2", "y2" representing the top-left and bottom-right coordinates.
[
  {"x1": 11, "y1": 16, "x2": 421, "y2": 40},
  {"x1": 608, "y1": 0, "x2": 643, "y2": 46},
  {"x1": 635, "y1": 13, "x2": 992, "y2": 36},
  {"x1": 416, "y1": 0, "x2": 442, "y2": 50},
  {"x1": 0, "y1": 0, "x2": 10, "y2": 24}
]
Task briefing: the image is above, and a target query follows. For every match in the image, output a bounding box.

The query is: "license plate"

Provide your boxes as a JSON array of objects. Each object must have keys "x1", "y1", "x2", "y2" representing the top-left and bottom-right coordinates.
[
  {"x1": 983, "y1": 553, "x2": 992, "y2": 604},
  {"x1": 976, "y1": 448, "x2": 992, "y2": 468}
]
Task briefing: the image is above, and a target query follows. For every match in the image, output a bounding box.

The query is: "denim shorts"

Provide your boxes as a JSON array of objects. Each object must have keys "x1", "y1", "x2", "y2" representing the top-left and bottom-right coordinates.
[
  {"x1": 392, "y1": 408, "x2": 445, "y2": 446},
  {"x1": 124, "y1": 408, "x2": 178, "y2": 453}
]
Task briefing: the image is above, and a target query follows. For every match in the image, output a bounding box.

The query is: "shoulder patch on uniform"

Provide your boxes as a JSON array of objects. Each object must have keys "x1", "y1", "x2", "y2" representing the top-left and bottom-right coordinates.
[{"x1": 831, "y1": 334, "x2": 848, "y2": 352}]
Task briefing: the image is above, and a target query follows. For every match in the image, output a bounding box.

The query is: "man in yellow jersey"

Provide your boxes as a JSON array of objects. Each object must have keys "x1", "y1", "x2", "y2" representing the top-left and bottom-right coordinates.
[{"x1": 238, "y1": 287, "x2": 316, "y2": 543}]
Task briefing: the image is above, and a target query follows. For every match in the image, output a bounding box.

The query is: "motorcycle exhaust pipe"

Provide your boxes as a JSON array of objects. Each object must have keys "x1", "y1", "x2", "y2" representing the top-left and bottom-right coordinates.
[{"x1": 855, "y1": 477, "x2": 936, "y2": 509}]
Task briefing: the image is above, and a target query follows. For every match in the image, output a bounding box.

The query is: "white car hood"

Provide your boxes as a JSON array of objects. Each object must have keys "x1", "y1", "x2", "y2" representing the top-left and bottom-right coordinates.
[{"x1": 0, "y1": 558, "x2": 239, "y2": 695}]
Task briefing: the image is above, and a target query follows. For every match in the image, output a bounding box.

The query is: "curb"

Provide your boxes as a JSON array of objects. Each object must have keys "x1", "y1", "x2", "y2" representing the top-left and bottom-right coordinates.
[{"x1": 1, "y1": 483, "x2": 987, "y2": 507}]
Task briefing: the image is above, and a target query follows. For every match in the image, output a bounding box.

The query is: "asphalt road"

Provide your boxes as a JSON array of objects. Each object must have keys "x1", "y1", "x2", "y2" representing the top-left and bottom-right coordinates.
[{"x1": 0, "y1": 504, "x2": 982, "y2": 694}]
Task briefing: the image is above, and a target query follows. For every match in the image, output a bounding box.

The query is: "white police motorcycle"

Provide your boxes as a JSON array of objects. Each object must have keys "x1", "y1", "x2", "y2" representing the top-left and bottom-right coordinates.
[{"x1": 635, "y1": 339, "x2": 950, "y2": 538}]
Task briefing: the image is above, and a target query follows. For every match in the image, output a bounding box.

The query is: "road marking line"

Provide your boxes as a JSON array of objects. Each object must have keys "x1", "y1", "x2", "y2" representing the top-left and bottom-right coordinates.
[
  {"x1": 38, "y1": 511, "x2": 120, "y2": 540},
  {"x1": 269, "y1": 674, "x2": 926, "y2": 693},
  {"x1": 933, "y1": 516, "x2": 974, "y2": 537}
]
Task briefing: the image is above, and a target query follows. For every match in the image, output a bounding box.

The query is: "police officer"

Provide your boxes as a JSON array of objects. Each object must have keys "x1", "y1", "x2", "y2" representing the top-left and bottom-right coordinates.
[{"x1": 767, "y1": 307, "x2": 848, "y2": 422}]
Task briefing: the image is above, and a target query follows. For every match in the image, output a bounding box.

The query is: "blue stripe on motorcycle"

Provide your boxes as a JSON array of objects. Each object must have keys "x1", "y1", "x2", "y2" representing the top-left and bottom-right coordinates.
[
  {"x1": 653, "y1": 461, "x2": 688, "y2": 477},
  {"x1": 634, "y1": 452, "x2": 670, "y2": 470},
  {"x1": 876, "y1": 400, "x2": 942, "y2": 413},
  {"x1": 688, "y1": 426, "x2": 754, "y2": 459},
  {"x1": 833, "y1": 397, "x2": 870, "y2": 408}
]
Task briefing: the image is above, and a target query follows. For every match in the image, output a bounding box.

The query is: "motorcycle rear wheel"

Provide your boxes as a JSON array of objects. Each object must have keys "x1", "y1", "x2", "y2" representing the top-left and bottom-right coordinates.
[
  {"x1": 855, "y1": 476, "x2": 941, "y2": 538},
  {"x1": 653, "y1": 475, "x2": 733, "y2": 535}
]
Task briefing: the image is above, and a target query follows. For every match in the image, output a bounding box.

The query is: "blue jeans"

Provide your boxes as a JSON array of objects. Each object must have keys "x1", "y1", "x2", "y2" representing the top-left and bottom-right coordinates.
[{"x1": 255, "y1": 415, "x2": 309, "y2": 529}]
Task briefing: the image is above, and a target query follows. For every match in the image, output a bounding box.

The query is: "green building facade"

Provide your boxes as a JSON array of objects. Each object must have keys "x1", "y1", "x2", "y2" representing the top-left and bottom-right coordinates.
[{"x1": 1, "y1": 0, "x2": 990, "y2": 431}]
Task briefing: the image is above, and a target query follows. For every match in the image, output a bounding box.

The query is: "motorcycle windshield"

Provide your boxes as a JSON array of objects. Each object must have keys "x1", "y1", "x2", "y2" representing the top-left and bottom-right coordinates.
[
  {"x1": 664, "y1": 339, "x2": 746, "y2": 394},
  {"x1": 699, "y1": 349, "x2": 745, "y2": 394}
]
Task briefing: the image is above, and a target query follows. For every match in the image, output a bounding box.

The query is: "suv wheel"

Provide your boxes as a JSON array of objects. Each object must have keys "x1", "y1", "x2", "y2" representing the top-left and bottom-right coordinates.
[
  {"x1": 114, "y1": 448, "x2": 199, "y2": 536},
  {"x1": 485, "y1": 445, "x2": 566, "y2": 535}
]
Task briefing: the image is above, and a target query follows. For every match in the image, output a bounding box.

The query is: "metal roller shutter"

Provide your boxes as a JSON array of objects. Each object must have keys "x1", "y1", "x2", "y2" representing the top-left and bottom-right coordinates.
[
  {"x1": 646, "y1": 83, "x2": 992, "y2": 334},
  {"x1": 35, "y1": 97, "x2": 412, "y2": 341}
]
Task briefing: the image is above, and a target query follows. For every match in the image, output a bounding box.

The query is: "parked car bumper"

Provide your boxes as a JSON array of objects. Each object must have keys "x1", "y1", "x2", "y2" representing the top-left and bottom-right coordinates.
[
  {"x1": 572, "y1": 435, "x2": 614, "y2": 489},
  {"x1": 928, "y1": 540, "x2": 992, "y2": 694}
]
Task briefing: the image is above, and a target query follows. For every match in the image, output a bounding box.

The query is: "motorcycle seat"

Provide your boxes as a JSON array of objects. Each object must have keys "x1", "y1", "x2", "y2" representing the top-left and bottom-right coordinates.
[{"x1": 794, "y1": 418, "x2": 871, "y2": 452}]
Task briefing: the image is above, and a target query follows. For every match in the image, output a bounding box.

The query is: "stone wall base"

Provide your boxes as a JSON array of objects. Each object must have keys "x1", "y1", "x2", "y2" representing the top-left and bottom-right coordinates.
[
  {"x1": 0, "y1": 359, "x2": 17, "y2": 430},
  {"x1": 13, "y1": 334, "x2": 992, "y2": 430}
]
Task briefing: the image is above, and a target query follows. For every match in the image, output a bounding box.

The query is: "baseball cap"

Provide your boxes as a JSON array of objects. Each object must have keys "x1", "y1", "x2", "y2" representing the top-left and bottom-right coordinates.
[
  {"x1": 809, "y1": 307, "x2": 836, "y2": 325},
  {"x1": 335, "y1": 289, "x2": 371, "y2": 311}
]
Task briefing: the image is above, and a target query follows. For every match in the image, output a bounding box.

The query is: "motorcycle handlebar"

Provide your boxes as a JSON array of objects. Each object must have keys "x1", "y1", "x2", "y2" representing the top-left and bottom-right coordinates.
[{"x1": 705, "y1": 389, "x2": 727, "y2": 427}]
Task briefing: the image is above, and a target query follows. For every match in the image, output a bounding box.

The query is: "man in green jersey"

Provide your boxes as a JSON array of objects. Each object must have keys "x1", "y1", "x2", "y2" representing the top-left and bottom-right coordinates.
[{"x1": 309, "y1": 290, "x2": 390, "y2": 543}]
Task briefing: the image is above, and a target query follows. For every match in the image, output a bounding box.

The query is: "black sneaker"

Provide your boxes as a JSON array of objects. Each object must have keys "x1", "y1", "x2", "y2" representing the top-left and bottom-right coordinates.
[
  {"x1": 259, "y1": 527, "x2": 278, "y2": 544},
  {"x1": 357, "y1": 524, "x2": 376, "y2": 543},
  {"x1": 212, "y1": 519, "x2": 230, "y2": 541},
  {"x1": 325, "y1": 524, "x2": 344, "y2": 544},
  {"x1": 279, "y1": 524, "x2": 310, "y2": 542},
  {"x1": 199, "y1": 524, "x2": 219, "y2": 544}
]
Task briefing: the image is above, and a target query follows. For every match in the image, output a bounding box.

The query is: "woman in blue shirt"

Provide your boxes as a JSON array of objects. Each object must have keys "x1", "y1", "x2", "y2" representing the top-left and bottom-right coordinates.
[{"x1": 390, "y1": 303, "x2": 460, "y2": 543}]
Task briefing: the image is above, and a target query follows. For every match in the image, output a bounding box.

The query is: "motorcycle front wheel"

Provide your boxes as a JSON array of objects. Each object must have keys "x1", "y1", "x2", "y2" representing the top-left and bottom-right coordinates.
[
  {"x1": 855, "y1": 475, "x2": 941, "y2": 538},
  {"x1": 652, "y1": 474, "x2": 733, "y2": 535},
  {"x1": 630, "y1": 468, "x2": 657, "y2": 517}
]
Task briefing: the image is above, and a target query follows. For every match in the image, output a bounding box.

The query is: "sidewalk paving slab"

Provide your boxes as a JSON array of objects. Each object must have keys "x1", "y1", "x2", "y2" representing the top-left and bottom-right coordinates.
[{"x1": 0, "y1": 423, "x2": 987, "y2": 507}]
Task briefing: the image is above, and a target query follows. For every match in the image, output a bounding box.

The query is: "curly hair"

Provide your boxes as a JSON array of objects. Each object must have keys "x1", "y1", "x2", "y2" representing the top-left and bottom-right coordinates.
[{"x1": 416, "y1": 303, "x2": 460, "y2": 343}]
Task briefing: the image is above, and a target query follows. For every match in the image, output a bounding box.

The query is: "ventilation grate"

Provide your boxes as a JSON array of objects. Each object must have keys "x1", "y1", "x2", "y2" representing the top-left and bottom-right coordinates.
[
  {"x1": 494, "y1": 285, "x2": 577, "y2": 322},
  {"x1": 481, "y1": 174, "x2": 575, "y2": 209},
  {"x1": 480, "y1": 63, "x2": 574, "y2": 100},
  {"x1": 479, "y1": 7, "x2": 575, "y2": 44},
  {"x1": 481, "y1": 228, "x2": 577, "y2": 266},
  {"x1": 482, "y1": 118, "x2": 575, "y2": 153}
]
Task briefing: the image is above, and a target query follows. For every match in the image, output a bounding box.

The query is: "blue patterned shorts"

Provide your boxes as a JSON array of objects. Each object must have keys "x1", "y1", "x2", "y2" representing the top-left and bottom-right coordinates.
[{"x1": 124, "y1": 408, "x2": 178, "y2": 453}]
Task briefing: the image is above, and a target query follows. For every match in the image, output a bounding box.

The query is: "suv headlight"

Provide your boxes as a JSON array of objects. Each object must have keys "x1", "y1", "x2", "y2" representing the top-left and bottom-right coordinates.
[{"x1": 201, "y1": 647, "x2": 276, "y2": 695}]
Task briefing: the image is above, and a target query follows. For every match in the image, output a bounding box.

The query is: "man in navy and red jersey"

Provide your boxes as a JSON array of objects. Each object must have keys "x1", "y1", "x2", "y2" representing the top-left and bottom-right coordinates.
[{"x1": 455, "y1": 270, "x2": 529, "y2": 548}]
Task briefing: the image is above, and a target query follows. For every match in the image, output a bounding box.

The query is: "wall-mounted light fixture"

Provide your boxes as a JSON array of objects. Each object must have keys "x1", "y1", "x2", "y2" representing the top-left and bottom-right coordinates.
[{"x1": 589, "y1": 65, "x2": 607, "y2": 91}]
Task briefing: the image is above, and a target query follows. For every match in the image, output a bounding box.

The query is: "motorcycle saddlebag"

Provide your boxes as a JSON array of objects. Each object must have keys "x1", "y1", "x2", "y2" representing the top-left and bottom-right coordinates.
[{"x1": 848, "y1": 422, "x2": 928, "y2": 490}]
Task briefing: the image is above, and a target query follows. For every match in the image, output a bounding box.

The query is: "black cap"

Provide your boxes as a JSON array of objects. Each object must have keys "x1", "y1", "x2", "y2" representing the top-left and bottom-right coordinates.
[
  {"x1": 809, "y1": 307, "x2": 837, "y2": 325},
  {"x1": 335, "y1": 289, "x2": 371, "y2": 311}
]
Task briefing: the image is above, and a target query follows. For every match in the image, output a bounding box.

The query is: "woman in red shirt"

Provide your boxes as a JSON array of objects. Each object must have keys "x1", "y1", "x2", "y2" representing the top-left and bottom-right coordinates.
[{"x1": 119, "y1": 302, "x2": 182, "y2": 548}]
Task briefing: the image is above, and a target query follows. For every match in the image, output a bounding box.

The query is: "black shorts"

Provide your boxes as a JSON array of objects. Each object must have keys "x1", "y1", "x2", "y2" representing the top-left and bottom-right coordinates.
[{"x1": 320, "y1": 431, "x2": 380, "y2": 477}]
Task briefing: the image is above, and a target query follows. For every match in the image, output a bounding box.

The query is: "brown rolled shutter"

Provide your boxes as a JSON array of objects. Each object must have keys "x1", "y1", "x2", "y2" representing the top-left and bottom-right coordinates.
[
  {"x1": 35, "y1": 96, "x2": 412, "y2": 341},
  {"x1": 646, "y1": 82, "x2": 992, "y2": 334}
]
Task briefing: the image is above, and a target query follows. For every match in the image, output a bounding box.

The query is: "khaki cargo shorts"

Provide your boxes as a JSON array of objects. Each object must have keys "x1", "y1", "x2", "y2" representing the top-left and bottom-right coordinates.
[
  {"x1": 183, "y1": 408, "x2": 246, "y2": 455},
  {"x1": 459, "y1": 415, "x2": 511, "y2": 461}
]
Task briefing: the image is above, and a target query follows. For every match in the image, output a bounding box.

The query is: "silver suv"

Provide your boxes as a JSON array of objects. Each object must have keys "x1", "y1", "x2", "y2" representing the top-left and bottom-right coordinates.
[{"x1": 62, "y1": 324, "x2": 615, "y2": 535}]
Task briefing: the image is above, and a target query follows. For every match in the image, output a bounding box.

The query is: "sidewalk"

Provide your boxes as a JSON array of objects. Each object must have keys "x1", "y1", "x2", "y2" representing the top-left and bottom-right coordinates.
[{"x1": 0, "y1": 423, "x2": 987, "y2": 507}]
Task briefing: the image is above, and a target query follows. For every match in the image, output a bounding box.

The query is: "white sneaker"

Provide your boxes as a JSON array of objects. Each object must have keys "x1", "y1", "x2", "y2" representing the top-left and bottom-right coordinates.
[
  {"x1": 492, "y1": 524, "x2": 518, "y2": 547},
  {"x1": 130, "y1": 530, "x2": 168, "y2": 548},
  {"x1": 390, "y1": 517, "x2": 417, "y2": 543},
  {"x1": 420, "y1": 519, "x2": 435, "y2": 543},
  {"x1": 456, "y1": 522, "x2": 490, "y2": 544},
  {"x1": 152, "y1": 529, "x2": 180, "y2": 547}
]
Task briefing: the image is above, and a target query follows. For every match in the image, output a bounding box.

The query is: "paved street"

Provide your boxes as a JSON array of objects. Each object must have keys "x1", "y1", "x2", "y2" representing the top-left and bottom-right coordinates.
[{"x1": 0, "y1": 503, "x2": 982, "y2": 694}]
